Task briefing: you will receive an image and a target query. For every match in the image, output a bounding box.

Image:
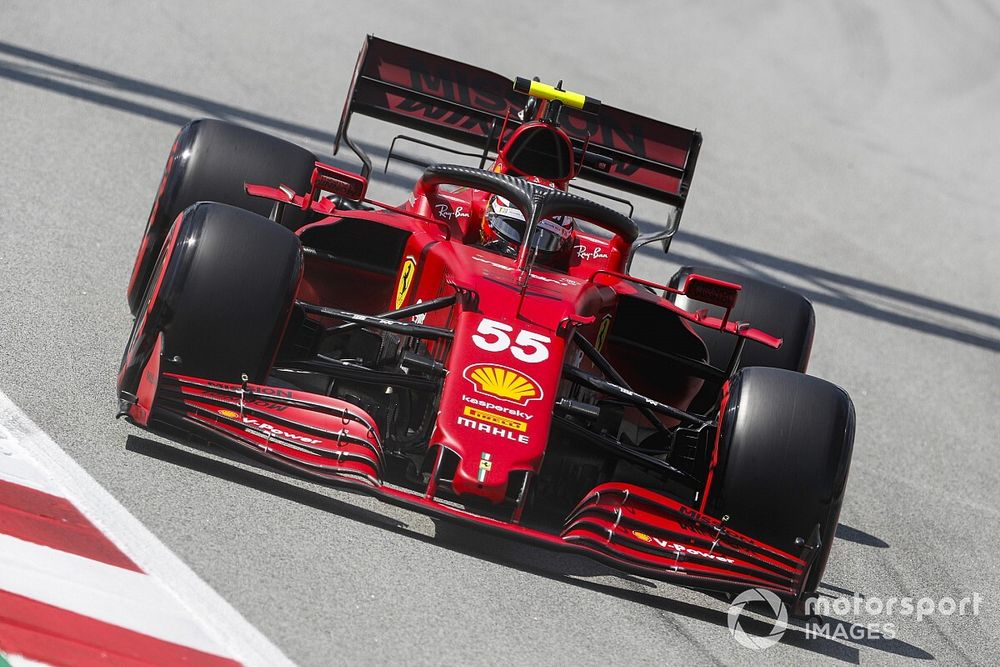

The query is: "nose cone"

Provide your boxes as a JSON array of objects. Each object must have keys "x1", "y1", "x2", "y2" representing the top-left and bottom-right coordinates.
[{"x1": 432, "y1": 311, "x2": 564, "y2": 503}]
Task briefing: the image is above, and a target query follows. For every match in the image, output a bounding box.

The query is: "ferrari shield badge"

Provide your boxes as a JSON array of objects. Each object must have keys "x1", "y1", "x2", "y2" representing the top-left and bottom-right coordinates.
[
  {"x1": 395, "y1": 257, "x2": 416, "y2": 309},
  {"x1": 477, "y1": 452, "x2": 492, "y2": 482}
]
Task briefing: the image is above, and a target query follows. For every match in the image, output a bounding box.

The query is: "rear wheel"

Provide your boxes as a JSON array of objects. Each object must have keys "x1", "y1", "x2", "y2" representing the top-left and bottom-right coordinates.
[
  {"x1": 706, "y1": 367, "x2": 855, "y2": 593},
  {"x1": 127, "y1": 119, "x2": 316, "y2": 314},
  {"x1": 119, "y1": 202, "x2": 303, "y2": 398}
]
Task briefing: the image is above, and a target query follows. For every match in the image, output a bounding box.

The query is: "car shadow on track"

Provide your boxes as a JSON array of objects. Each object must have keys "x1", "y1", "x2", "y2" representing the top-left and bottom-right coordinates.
[
  {"x1": 836, "y1": 523, "x2": 890, "y2": 549},
  {"x1": 127, "y1": 434, "x2": 933, "y2": 663},
  {"x1": 125, "y1": 434, "x2": 407, "y2": 533},
  {"x1": 0, "y1": 40, "x2": 336, "y2": 143},
  {"x1": 0, "y1": 40, "x2": 420, "y2": 192},
  {"x1": 430, "y1": 522, "x2": 930, "y2": 663},
  {"x1": 632, "y1": 221, "x2": 999, "y2": 353}
]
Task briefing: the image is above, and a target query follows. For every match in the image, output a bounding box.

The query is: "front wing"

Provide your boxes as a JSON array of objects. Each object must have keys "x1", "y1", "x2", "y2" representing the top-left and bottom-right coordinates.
[{"x1": 139, "y1": 371, "x2": 812, "y2": 601}]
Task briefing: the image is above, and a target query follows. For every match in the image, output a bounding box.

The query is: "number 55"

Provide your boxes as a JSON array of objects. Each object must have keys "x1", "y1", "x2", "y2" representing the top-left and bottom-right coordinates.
[{"x1": 472, "y1": 318, "x2": 551, "y2": 363}]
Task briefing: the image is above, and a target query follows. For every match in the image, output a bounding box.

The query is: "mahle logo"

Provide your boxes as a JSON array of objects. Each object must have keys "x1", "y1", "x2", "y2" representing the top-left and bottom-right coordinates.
[{"x1": 727, "y1": 588, "x2": 788, "y2": 650}]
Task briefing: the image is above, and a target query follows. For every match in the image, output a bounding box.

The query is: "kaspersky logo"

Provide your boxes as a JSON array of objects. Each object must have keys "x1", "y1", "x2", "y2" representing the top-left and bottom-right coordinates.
[{"x1": 463, "y1": 364, "x2": 543, "y2": 405}]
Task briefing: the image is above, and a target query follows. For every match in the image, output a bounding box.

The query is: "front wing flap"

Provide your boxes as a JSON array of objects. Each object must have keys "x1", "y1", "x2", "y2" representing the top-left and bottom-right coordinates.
[
  {"x1": 563, "y1": 483, "x2": 809, "y2": 596},
  {"x1": 156, "y1": 373, "x2": 384, "y2": 487},
  {"x1": 143, "y1": 373, "x2": 810, "y2": 601}
]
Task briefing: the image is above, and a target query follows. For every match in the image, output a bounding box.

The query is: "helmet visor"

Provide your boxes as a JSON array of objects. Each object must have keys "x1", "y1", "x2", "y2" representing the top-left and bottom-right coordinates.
[{"x1": 487, "y1": 197, "x2": 571, "y2": 254}]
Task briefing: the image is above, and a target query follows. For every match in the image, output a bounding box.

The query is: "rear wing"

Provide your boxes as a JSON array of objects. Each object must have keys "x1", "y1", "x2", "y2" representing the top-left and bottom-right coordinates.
[{"x1": 334, "y1": 36, "x2": 701, "y2": 214}]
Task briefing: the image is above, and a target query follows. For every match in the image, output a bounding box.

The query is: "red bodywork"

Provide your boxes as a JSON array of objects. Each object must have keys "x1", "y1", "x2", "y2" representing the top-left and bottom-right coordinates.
[
  {"x1": 119, "y1": 36, "x2": 820, "y2": 605},
  {"x1": 122, "y1": 167, "x2": 812, "y2": 600}
]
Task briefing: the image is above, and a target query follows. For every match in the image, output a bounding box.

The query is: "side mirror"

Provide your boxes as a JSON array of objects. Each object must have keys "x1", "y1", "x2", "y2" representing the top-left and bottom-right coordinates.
[
  {"x1": 244, "y1": 162, "x2": 368, "y2": 225},
  {"x1": 684, "y1": 274, "x2": 741, "y2": 326},
  {"x1": 683, "y1": 274, "x2": 741, "y2": 309},
  {"x1": 311, "y1": 162, "x2": 368, "y2": 201}
]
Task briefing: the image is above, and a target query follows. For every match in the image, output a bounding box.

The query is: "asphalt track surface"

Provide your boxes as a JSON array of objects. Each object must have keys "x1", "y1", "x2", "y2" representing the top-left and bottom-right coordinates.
[{"x1": 1, "y1": 2, "x2": 998, "y2": 665}]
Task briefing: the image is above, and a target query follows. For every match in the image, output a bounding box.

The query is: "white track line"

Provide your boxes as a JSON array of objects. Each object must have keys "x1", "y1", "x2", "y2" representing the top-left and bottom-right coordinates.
[
  {"x1": 0, "y1": 390, "x2": 294, "y2": 667},
  {"x1": 0, "y1": 533, "x2": 224, "y2": 656}
]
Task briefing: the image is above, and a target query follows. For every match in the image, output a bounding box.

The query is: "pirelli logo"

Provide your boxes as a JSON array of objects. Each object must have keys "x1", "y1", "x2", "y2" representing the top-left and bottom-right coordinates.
[{"x1": 463, "y1": 406, "x2": 527, "y2": 432}]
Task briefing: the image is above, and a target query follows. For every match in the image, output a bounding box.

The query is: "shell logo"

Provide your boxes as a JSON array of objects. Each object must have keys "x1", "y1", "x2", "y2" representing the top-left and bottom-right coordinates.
[
  {"x1": 632, "y1": 530, "x2": 653, "y2": 543},
  {"x1": 217, "y1": 408, "x2": 240, "y2": 419},
  {"x1": 463, "y1": 364, "x2": 542, "y2": 405}
]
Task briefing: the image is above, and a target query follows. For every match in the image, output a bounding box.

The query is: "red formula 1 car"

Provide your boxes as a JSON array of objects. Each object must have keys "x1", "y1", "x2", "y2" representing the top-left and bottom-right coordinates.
[{"x1": 118, "y1": 36, "x2": 855, "y2": 611}]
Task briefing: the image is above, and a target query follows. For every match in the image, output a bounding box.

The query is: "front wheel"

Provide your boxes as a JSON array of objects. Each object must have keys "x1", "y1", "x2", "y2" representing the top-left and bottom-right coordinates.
[
  {"x1": 119, "y1": 202, "x2": 303, "y2": 399},
  {"x1": 706, "y1": 367, "x2": 855, "y2": 593},
  {"x1": 127, "y1": 119, "x2": 316, "y2": 314}
]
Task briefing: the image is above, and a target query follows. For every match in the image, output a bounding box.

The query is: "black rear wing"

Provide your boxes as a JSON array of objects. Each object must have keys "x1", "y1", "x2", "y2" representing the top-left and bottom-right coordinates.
[{"x1": 334, "y1": 35, "x2": 701, "y2": 214}]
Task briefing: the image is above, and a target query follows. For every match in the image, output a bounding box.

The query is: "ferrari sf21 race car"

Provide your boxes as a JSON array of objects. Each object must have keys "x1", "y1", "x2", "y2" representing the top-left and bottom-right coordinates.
[{"x1": 118, "y1": 36, "x2": 855, "y2": 612}]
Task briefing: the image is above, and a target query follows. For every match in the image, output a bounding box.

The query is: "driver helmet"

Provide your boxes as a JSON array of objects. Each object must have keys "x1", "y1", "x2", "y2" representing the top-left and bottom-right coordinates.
[{"x1": 480, "y1": 195, "x2": 574, "y2": 262}]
